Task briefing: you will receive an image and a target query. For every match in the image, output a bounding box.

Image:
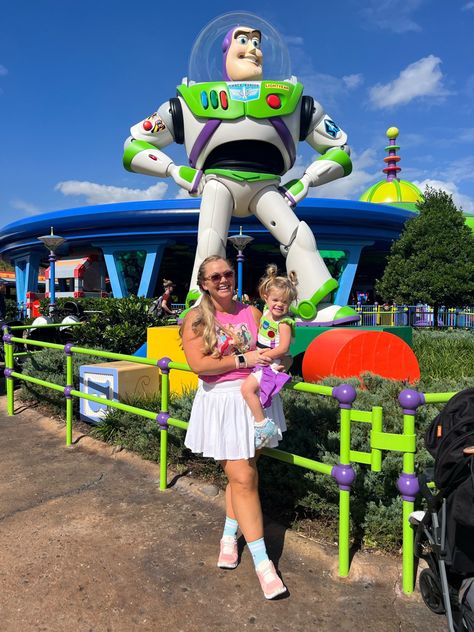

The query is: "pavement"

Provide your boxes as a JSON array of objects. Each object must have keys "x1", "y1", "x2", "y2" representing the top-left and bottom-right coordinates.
[{"x1": 0, "y1": 394, "x2": 448, "y2": 632}]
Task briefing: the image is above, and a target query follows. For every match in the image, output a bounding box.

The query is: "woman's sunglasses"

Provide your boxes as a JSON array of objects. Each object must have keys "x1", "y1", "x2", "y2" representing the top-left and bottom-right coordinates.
[{"x1": 204, "y1": 270, "x2": 235, "y2": 284}]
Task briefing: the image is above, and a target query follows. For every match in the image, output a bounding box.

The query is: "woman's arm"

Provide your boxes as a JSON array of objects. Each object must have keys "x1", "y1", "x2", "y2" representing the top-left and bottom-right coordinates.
[
  {"x1": 181, "y1": 314, "x2": 269, "y2": 375},
  {"x1": 260, "y1": 322, "x2": 292, "y2": 361},
  {"x1": 250, "y1": 305, "x2": 262, "y2": 328}
]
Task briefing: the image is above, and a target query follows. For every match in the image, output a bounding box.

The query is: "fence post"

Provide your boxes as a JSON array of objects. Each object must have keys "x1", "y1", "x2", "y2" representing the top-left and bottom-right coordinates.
[
  {"x1": 3, "y1": 329, "x2": 14, "y2": 416},
  {"x1": 157, "y1": 357, "x2": 172, "y2": 491},
  {"x1": 397, "y1": 389, "x2": 424, "y2": 594},
  {"x1": 332, "y1": 384, "x2": 357, "y2": 577},
  {"x1": 64, "y1": 343, "x2": 74, "y2": 446}
]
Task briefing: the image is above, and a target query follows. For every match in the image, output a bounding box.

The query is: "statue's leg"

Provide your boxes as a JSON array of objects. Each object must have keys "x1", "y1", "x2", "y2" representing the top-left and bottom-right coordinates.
[
  {"x1": 250, "y1": 186, "x2": 358, "y2": 326},
  {"x1": 185, "y1": 178, "x2": 234, "y2": 306}
]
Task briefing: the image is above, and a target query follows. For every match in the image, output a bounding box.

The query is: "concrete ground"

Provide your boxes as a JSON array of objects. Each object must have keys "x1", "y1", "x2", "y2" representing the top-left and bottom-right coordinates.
[{"x1": 0, "y1": 395, "x2": 448, "y2": 632}]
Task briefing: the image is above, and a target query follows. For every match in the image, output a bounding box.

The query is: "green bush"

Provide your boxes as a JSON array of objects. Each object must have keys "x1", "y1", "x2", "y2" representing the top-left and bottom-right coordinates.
[
  {"x1": 37, "y1": 296, "x2": 170, "y2": 355},
  {"x1": 5, "y1": 298, "x2": 20, "y2": 321},
  {"x1": 80, "y1": 374, "x2": 437, "y2": 550},
  {"x1": 16, "y1": 328, "x2": 474, "y2": 551},
  {"x1": 18, "y1": 348, "x2": 105, "y2": 415}
]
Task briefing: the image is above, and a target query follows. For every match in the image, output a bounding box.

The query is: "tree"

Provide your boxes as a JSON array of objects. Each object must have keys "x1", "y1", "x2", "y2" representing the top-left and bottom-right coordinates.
[
  {"x1": 375, "y1": 188, "x2": 474, "y2": 328},
  {"x1": 0, "y1": 257, "x2": 13, "y2": 272}
]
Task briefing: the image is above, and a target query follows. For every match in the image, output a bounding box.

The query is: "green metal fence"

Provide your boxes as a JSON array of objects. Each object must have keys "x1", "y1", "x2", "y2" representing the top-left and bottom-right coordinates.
[{"x1": 2, "y1": 323, "x2": 432, "y2": 595}]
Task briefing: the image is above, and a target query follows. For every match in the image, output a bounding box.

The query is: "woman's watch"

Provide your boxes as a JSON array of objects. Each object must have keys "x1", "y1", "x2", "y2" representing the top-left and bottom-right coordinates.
[{"x1": 237, "y1": 354, "x2": 247, "y2": 368}]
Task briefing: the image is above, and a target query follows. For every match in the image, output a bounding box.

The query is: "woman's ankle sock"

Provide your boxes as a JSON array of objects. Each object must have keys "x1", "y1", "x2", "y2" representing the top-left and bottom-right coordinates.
[
  {"x1": 223, "y1": 516, "x2": 239, "y2": 539},
  {"x1": 247, "y1": 537, "x2": 269, "y2": 568}
]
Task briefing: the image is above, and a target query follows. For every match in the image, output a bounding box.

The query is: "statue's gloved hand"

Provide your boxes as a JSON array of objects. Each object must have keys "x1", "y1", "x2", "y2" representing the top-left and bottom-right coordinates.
[
  {"x1": 279, "y1": 174, "x2": 310, "y2": 207},
  {"x1": 168, "y1": 164, "x2": 204, "y2": 196}
]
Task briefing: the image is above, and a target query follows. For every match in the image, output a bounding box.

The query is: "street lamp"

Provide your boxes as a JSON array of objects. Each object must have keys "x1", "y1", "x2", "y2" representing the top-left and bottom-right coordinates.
[
  {"x1": 38, "y1": 227, "x2": 65, "y2": 314},
  {"x1": 227, "y1": 226, "x2": 254, "y2": 301}
]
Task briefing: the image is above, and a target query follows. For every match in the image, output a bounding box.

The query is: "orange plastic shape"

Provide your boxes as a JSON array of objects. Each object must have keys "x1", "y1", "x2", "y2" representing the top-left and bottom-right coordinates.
[{"x1": 302, "y1": 329, "x2": 420, "y2": 383}]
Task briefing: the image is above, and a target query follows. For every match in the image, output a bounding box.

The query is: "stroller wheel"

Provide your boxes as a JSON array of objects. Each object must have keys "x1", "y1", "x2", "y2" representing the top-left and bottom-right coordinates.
[{"x1": 419, "y1": 568, "x2": 446, "y2": 614}]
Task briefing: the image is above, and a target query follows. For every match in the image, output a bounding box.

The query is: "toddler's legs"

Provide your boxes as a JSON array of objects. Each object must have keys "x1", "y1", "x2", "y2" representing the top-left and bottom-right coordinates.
[
  {"x1": 241, "y1": 374, "x2": 280, "y2": 449},
  {"x1": 241, "y1": 374, "x2": 265, "y2": 423}
]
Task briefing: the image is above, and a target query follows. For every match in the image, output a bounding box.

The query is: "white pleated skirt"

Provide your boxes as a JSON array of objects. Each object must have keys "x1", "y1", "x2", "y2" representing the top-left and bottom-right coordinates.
[{"x1": 184, "y1": 378, "x2": 287, "y2": 461}]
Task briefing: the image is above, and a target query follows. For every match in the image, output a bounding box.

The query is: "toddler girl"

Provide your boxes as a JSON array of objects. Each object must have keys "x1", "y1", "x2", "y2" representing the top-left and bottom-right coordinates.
[{"x1": 241, "y1": 265, "x2": 297, "y2": 449}]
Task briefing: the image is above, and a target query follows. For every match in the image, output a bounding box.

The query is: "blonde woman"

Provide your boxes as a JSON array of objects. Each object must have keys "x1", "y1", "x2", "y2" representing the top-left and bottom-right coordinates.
[{"x1": 181, "y1": 255, "x2": 287, "y2": 600}]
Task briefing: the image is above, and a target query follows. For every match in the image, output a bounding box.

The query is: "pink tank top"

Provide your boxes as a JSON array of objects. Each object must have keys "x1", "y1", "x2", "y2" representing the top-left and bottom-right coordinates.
[{"x1": 200, "y1": 303, "x2": 258, "y2": 384}]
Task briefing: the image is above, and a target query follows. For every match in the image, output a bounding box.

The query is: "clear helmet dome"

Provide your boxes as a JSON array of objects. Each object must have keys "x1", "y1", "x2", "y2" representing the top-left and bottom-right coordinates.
[{"x1": 187, "y1": 12, "x2": 291, "y2": 84}]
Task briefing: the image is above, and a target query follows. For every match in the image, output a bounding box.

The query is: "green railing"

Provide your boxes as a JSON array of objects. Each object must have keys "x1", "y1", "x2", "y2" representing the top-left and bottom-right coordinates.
[{"x1": 2, "y1": 324, "x2": 429, "y2": 595}]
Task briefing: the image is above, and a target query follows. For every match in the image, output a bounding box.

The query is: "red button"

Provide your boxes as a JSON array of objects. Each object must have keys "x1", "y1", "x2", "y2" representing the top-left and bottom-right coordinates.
[
  {"x1": 143, "y1": 120, "x2": 153, "y2": 131},
  {"x1": 219, "y1": 91, "x2": 228, "y2": 110},
  {"x1": 266, "y1": 94, "x2": 281, "y2": 109}
]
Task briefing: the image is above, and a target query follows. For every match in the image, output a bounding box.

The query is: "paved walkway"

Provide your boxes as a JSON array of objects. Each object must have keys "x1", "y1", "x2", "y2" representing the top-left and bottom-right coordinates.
[{"x1": 0, "y1": 396, "x2": 447, "y2": 632}]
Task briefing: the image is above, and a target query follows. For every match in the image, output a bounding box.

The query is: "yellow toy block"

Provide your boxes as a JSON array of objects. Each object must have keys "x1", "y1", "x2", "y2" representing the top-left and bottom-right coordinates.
[{"x1": 147, "y1": 325, "x2": 198, "y2": 395}]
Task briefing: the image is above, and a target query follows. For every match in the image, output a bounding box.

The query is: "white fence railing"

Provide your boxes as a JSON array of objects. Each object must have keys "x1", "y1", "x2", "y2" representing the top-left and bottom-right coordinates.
[{"x1": 351, "y1": 304, "x2": 474, "y2": 329}]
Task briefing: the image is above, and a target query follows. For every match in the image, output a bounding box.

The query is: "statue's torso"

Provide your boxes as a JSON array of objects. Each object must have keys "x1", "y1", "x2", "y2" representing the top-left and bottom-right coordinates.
[{"x1": 177, "y1": 80, "x2": 304, "y2": 175}]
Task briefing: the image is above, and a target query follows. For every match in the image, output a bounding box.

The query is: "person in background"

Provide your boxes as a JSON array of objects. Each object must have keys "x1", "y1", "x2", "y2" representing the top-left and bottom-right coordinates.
[
  {"x1": 161, "y1": 279, "x2": 176, "y2": 316},
  {"x1": 180, "y1": 255, "x2": 288, "y2": 600}
]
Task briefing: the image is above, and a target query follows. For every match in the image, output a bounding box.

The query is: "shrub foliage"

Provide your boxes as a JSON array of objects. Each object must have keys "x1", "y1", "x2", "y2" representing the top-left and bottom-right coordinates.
[{"x1": 16, "y1": 319, "x2": 474, "y2": 550}]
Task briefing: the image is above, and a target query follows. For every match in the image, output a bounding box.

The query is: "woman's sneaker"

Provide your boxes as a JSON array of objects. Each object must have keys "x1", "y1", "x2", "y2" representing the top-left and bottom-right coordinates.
[
  {"x1": 217, "y1": 536, "x2": 238, "y2": 569},
  {"x1": 255, "y1": 559, "x2": 287, "y2": 599},
  {"x1": 254, "y1": 418, "x2": 280, "y2": 449}
]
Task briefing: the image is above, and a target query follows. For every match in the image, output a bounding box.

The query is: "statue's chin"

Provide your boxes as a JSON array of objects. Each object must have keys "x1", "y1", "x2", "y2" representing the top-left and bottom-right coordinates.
[{"x1": 228, "y1": 64, "x2": 263, "y2": 82}]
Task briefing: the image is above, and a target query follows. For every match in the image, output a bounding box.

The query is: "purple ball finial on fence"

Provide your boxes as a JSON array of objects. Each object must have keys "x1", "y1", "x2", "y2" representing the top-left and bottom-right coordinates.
[
  {"x1": 2, "y1": 333, "x2": 12, "y2": 344},
  {"x1": 156, "y1": 412, "x2": 170, "y2": 430},
  {"x1": 64, "y1": 343, "x2": 74, "y2": 356},
  {"x1": 332, "y1": 384, "x2": 357, "y2": 409},
  {"x1": 331, "y1": 463, "x2": 356, "y2": 491},
  {"x1": 397, "y1": 472, "x2": 420, "y2": 502},
  {"x1": 157, "y1": 357, "x2": 171, "y2": 374},
  {"x1": 64, "y1": 385, "x2": 73, "y2": 399},
  {"x1": 398, "y1": 389, "x2": 425, "y2": 415},
  {"x1": 4, "y1": 368, "x2": 13, "y2": 378}
]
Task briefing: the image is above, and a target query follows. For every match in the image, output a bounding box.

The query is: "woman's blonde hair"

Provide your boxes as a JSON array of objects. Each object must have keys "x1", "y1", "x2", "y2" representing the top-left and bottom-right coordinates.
[
  {"x1": 163, "y1": 279, "x2": 173, "y2": 288},
  {"x1": 182, "y1": 255, "x2": 235, "y2": 358},
  {"x1": 258, "y1": 264, "x2": 298, "y2": 305}
]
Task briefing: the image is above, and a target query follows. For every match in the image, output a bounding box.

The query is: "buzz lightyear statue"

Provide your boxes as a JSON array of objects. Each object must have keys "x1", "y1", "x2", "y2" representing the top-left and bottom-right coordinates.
[{"x1": 123, "y1": 13, "x2": 358, "y2": 326}]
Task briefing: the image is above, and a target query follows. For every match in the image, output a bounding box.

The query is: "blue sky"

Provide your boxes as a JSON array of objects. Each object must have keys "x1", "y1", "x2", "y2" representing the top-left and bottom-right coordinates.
[{"x1": 1, "y1": 0, "x2": 474, "y2": 227}]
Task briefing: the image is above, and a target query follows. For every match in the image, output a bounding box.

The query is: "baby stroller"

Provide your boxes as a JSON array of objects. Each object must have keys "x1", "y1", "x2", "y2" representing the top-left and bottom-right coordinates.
[{"x1": 411, "y1": 388, "x2": 474, "y2": 631}]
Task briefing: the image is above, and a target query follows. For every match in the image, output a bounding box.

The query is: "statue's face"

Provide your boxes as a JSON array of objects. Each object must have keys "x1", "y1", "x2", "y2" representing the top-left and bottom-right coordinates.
[{"x1": 225, "y1": 27, "x2": 263, "y2": 81}]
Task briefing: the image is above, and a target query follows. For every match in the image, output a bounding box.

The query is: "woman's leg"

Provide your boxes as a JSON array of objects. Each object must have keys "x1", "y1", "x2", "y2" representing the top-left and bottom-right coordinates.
[
  {"x1": 221, "y1": 457, "x2": 263, "y2": 542},
  {"x1": 221, "y1": 457, "x2": 287, "y2": 598}
]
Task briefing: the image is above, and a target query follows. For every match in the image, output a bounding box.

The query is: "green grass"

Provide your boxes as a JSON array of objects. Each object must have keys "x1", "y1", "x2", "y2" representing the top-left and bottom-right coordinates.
[{"x1": 413, "y1": 329, "x2": 474, "y2": 381}]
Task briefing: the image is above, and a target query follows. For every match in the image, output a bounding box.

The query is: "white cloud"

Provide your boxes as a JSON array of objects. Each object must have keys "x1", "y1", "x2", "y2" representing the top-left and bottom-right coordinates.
[
  {"x1": 0, "y1": 64, "x2": 7, "y2": 76},
  {"x1": 11, "y1": 199, "x2": 41, "y2": 215},
  {"x1": 175, "y1": 188, "x2": 193, "y2": 200},
  {"x1": 413, "y1": 178, "x2": 474, "y2": 213},
  {"x1": 342, "y1": 74, "x2": 364, "y2": 90},
  {"x1": 55, "y1": 180, "x2": 169, "y2": 204},
  {"x1": 369, "y1": 55, "x2": 450, "y2": 109},
  {"x1": 462, "y1": 2, "x2": 474, "y2": 10},
  {"x1": 362, "y1": 0, "x2": 423, "y2": 33}
]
